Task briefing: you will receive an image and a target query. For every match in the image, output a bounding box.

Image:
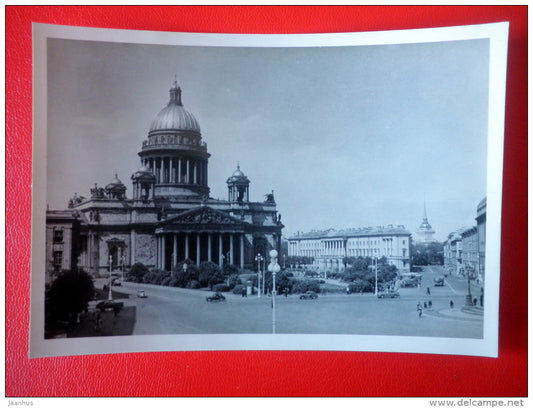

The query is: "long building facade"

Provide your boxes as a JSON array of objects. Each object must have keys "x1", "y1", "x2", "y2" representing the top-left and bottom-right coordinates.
[
  {"x1": 287, "y1": 225, "x2": 411, "y2": 273},
  {"x1": 46, "y1": 80, "x2": 283, "y2": 282},
  {"x1": 443, "y1": 197, "x2": 486, "y2": 284}
]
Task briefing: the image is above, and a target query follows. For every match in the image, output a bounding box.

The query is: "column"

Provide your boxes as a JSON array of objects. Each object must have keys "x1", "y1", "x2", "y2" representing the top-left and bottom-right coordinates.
[
  {"x1": 186, "y1": 160, "x2": 190, "y2": 184},
  {"x1": 193, "y1": 161, "x2": 198, "y2": 184},
  {"x1": 161, "y1": 157, "x2": 166, "y2": 183},
  {"x1": 218, "y1": 234, "x2": 223, "y2": 267},
  {"x1": 208, "y1": 234, "x2": 212, "y2": 262},
  {"x1": 88, "y1": 232, "x2": 93, "y2": 274},
  {"x1": 130, "y1": 230, "x2": 136, "y2": 267},
  {"x1": 178, "y1": 158, "x2": 182, "y2": 183},
  {"x1": 196, "y1": 233, "x2": 201, "y2": 265},
  {"x1": 161, "y1": 235, "x2": 166, "y2": 270},
  {"x1": 229, "y1": 234, "x2": 234, "y2": 265},
  {"x1": 185, "y1": 233, "x2": 189, "y2": 260},
  {"x1": 155, "y1": 235, "x2": 160, "y2": 269},
  {"x1": 170, "y1": 158, "x2": 174, "y2": 183},
  {"x1": 240, "y1": 234, "x2": 244, "y2": 269},
  {"x1": 173, "y1": 234, "x2": 178, "y2": 268}
]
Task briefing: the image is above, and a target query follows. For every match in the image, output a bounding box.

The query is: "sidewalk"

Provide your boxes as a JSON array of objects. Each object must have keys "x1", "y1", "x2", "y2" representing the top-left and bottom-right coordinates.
[{"x1": 424, "y1": 305, "x2": 484, "y2": 322}]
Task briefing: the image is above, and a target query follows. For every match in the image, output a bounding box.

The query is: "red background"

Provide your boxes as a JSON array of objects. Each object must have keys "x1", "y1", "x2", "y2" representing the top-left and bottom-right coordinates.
[{"x1": 5, "y1": 6, "x2": 527, "y2": 397}]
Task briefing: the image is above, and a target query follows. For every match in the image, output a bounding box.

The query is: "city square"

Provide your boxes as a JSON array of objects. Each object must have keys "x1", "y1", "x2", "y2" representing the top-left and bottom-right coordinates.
[{"x1": 69, "y1": 265, "x2": 482, "y2": 339}]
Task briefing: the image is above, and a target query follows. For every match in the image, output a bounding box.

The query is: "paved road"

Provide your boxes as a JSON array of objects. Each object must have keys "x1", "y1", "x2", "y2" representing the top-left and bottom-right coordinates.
[{"x1": 102, "y1": 265, "x2": 483, "y2": 338}]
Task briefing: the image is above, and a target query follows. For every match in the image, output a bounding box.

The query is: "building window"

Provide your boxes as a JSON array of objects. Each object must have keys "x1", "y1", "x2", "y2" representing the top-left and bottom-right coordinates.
[
  {"x1": 53, "y1": 251, "x2": 63, "y2": 271},
  {"x1": 53, "y1": 229, "x2": 64, "y2": 244}
]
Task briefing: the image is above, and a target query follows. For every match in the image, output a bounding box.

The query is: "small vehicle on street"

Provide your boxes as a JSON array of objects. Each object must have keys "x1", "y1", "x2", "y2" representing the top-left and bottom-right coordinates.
[
  {"x1": 206, "y1": 292, "x2": 226, "y2": 302},
  {"x1": 434, "y1": 276, "x2": 445, "y2": 286},
  {"x1": 96, "y1": 300, "x2": 124, "y2": 313},
  {"x1": 111, "y1": 278, "x2": 122, "y2": 286},
  {"x1": 377, "y1": 291, "x2": 400, "y2": 299},
  {"x1": 136, "y1": 290, "x2": 147, "y2": 298},
  {"x1": 299, "y1": 291, "x2": 318, "y2": 300}
]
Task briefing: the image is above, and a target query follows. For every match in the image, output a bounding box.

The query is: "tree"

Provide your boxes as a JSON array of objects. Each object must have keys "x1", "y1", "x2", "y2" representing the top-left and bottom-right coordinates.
[
  {"x1": 129, "y1": 262, "x2": 149, "y2": 283},
  {"x1": 46, "y1": 269, "x2": 95, "y2": 326},
  {"x1": 198, "y1": 261, "x2": 225, "y2": 290},
  {"x1": 172, "y1": 259, "x2": 199, "y2": 288}
]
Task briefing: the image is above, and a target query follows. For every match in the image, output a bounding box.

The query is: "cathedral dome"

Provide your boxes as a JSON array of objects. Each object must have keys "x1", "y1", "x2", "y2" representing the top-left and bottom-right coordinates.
[
  {"x1": 149, "y1": 81, "x2": 201, "y2": 133},
  {"x1": 106, "y1": 173, "x2": 125, "y2": 189},
  {"x1": 227, "y1": 163, "x2": 250, "y2": 184}
]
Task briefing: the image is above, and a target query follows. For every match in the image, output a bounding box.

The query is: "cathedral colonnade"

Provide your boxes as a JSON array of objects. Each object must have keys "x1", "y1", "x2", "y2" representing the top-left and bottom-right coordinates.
[{"x1": 155, "y1": 231, "x2": 245, "y2": 271}]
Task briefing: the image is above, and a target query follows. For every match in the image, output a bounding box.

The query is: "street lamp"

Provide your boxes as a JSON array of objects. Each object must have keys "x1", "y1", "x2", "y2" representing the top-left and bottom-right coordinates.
[
  {"x1": 268, "y1": 249, "x2": 281, "y2": 334},
  {"x1": 374, "y1": 257, "x2": 379, "y2": 296},
  {"x1": 465, "y1": 265, "x2": 474, "y2": 306},
  {"x1": 108, "y1": 254, "x2": 113, "y2": 301},
  {"x1": 121, "y1": 254, "x2": 125, "y2": 282},
  {"x1": 255, "y1": 253, "x2": 264, "y2": 298}
]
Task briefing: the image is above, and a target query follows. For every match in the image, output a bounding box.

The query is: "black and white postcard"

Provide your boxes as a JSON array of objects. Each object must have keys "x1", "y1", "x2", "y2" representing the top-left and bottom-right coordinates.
[{"x1": 30, "y1": 22, "x2": 508, "y2": 358}]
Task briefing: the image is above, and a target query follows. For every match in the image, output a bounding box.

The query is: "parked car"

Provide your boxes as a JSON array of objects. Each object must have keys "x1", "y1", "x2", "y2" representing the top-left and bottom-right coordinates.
[
  {"x1": 206, "y1": 292, "x2": 226, "y2": 302},
  {"x1": 136, "y1": 290, "x2": 147, "y2": 298},
  {"x1": 96, "y1": 300, "x2": 124, "y2": 313},
  {"x1": 377, "y1": 291, "x2": 400, "y2": 299},
  {"x1": 299, "y1": 291, "x2": 318, "y2": 300},
  {"x1": 434, "y1": 276, "x2": 445, "y2": 286}
]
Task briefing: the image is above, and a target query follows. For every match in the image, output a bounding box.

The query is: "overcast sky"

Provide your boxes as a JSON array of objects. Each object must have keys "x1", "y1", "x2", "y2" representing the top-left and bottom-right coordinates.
[{"x1": 46, "y1": 36, "x2": 489, "y2": 241}]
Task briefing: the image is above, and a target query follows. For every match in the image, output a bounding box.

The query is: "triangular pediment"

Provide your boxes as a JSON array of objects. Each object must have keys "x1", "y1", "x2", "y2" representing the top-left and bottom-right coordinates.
[{"x1": 161, "y1": 206, "x2": 249, "y2": 227}]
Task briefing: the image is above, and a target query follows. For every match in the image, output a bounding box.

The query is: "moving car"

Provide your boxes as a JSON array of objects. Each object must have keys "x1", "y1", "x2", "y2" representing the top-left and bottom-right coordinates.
[
  {"x1": 377, "y1": 291, "x2": 400, "y2": 299},
  {"x1": 299, "y1": 291, "x2": 318, "y2": 300},
  {"x1": 434, "y1": 276, "x2": 445, "y2": 286},
  {"x1": 136, "y1": 290, "x2": 147, "y2": 298},
  {"x1": 111, "y1": 278, "x2": 122, "y2": 286},
  {"x1": 206, "y1": 292, "x2": 226, "y2": 302}
]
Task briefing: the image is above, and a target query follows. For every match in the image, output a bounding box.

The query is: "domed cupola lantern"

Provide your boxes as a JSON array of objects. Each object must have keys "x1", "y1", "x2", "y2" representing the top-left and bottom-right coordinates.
[
  {"x1": 105, "y1": 172, "x2": 127, "y2": 200},
  {"x1": 131, "y1": 164, "x2": 156, "y2": 201},
  {"x1": 138, "y1": 78, "x2": 210, "y2": 199},
  {"x1": 227, "y1": 162, "x2": 250, "y2": 204}
]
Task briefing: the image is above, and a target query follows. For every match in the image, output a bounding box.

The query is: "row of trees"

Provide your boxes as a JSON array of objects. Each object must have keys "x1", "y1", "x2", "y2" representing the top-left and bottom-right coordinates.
[{"x1": 340, "y1": 256, "x2": 398, "y2": 293}]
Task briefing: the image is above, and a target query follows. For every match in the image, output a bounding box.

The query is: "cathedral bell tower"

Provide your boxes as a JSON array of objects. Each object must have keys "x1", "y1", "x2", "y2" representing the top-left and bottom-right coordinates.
[
  {"x1": 227, "y1": 163, "x2": 250, "y2": 204},
  {"x1": 138, "y1": 79, "x2": 210, "y2": 199}
]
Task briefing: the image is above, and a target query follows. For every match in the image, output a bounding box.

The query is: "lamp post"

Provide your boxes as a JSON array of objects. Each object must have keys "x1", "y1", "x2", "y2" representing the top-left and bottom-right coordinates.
[
  {"x1": 374, "y1": 257, "x2": 379, "y2": 296},
  {"x1": 108, "y1": 254, "x2": 113, "y2": 301},
  {"x1": 121, "y1": 254, "x2": 125, "y2": 282},
  {"x1": 255, "y1": 253, "x2": 263, "y2": 298},
  {"x1": 268, "y1": 249, "x2": 281, "y2": 334},
  {"x1": 465, "y1": 265, "x2": 474, "y2": 306}
]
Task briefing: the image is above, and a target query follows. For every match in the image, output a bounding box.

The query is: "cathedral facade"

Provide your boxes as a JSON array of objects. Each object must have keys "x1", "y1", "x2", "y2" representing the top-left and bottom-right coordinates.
[{"x1": 45, "y1": 81, "x2": 283, "y2": 282}]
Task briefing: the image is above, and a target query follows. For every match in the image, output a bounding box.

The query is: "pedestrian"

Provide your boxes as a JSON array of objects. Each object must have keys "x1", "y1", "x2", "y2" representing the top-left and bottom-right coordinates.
[
  {"x1": 242, "y1": 287, "x2": 246, "y2": 297},
  {"x1": 346, "y1": 286, "x2": 350, "y2": 295},
  {"x1": 473, "y1": 297, "x2": 478, "y2": 306},
  {"x1": 423, "y1": 302, "x2": 427, "y2": 309},
  {"x1": 450, "y1": 300, "x2": 454, "y2": 309},
  {"x1": 428, "y1": 300, "x2": 432, "y2": 309},
  {"x1": 94, "y1": 311, "x2": 102, "y2": 330},
  {"x1": 417, "y1": 303, "x2": 422, "y2": 318},
  {"x1": 426, "y1": 287, "x2": 431, "y2": 296}
]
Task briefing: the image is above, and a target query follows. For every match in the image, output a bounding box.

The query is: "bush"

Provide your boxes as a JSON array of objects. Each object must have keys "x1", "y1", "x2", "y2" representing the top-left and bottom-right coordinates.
[
  {"x1": 161, "y1": 276, "x2": 172, "y2": 286},
  {"x1": 46, "y1": 269, "x2": 95, "y2": 326},
  {"x1": 348, "y1": 279, "x2": 373, "y2": 293},
  {"x1": 186, "y1": 280, "x2": 201, "y2": 289},
  {"x1": 291, "y1": 279, "x2": 320, "y2": 294},
  {"x1": 213, "y1": 283, "x2": 230, "y2": 292},
  {"x1": 227, "y1": 274, "x2": 241, "y2": 289},
  {"x1": 129, "y1": 262, "x2": 149, "y2": 282},
  {"x1": 233, "y1": 284, "x2": 246, "y2": 295}
]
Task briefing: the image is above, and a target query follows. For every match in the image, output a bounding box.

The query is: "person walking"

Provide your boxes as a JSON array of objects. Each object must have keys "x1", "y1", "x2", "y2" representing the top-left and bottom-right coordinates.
[
  {"x1": 450, "y1": 300, "x2": 454, "y2": 309},
  {"x1": 417, "y1": 303, "x2": 423, "y2": 318},
  {"x1": 426, "y1": 287, "x2": 431, "y2": 296}
]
